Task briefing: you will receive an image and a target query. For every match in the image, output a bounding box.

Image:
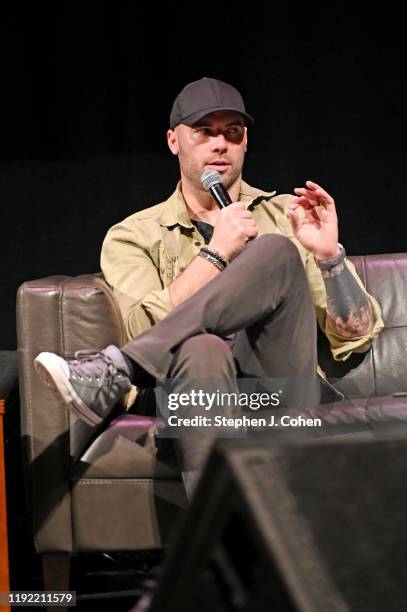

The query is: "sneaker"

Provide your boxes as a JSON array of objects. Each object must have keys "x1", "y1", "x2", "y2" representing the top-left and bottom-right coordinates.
[{"x1": 34, "y1": 345, "x2": 132, "y2": 426}]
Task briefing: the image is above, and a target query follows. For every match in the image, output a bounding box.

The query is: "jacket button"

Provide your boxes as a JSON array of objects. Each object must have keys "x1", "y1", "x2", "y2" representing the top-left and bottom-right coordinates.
[{"x1": 195, "y1": 241, "x2": 201, "y2": 246}]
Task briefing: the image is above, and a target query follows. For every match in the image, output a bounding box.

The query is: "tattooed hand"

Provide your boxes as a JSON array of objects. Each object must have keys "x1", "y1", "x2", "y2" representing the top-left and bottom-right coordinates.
[{"x1": 288, "y1": 180, "x2": 340, "y2": 260}]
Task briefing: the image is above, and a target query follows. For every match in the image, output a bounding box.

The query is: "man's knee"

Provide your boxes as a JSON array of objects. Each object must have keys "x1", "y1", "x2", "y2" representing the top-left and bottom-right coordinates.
[
  {"x1": 250, "y1": 234, "x2": 302, "y2": 264},
  {"x1": 171, "y1": 334, "x2": 237, "y2": 379},
  {"x1": 241, "y1": 234, "x2": 305, "y2": 282}
]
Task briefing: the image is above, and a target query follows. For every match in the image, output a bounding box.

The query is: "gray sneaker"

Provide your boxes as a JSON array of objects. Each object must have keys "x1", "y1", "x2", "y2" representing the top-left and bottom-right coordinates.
[{"x1": 34, "y1": 345, "x2": 132, "y2": 426}]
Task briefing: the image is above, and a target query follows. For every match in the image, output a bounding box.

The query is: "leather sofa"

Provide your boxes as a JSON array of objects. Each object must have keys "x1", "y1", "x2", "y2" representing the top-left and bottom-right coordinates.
[{"x1": 16, "y1": 252, "x2": 407, "y2": 588}]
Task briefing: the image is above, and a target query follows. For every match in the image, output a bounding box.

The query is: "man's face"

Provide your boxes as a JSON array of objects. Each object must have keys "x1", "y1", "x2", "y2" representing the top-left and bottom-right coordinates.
[{"x1": 167, "y1": 110, "x2": 248, "y2": 191}]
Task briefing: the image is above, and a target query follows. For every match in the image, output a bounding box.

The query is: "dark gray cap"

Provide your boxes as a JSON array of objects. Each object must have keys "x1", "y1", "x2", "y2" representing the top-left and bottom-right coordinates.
[{"x1": 169, "y1": 77, "x2": 254, "y2": 130}]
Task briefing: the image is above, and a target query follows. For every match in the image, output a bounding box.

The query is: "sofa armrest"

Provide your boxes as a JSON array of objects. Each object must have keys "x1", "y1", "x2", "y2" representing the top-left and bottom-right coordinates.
[{"x1": 16, "y1": 273, "x2": 126, "y2": 552}]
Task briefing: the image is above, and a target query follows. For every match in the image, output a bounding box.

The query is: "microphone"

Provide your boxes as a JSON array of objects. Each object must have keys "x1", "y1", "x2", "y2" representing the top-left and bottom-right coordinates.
[{"x1": 201, "y1": 170, "x2": 232, "y2": 209}]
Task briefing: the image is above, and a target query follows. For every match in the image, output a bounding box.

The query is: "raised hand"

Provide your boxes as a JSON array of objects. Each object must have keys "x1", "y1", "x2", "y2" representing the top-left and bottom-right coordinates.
[{"x1": 288, "y1": 180, "x2": 340, "y2": 260}]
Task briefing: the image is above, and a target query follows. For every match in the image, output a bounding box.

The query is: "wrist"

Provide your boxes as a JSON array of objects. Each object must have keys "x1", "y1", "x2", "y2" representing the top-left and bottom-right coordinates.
[
  {"x1": 208, "y1": 240, "x2": 230, "y2": 262},
  {"x1": 315, "y1": 244, "x2": 346, "y2": 270},
  {"x1": 314, "y1": 243, "x2": 341, "y2": 262},
  {"x1": 199, "y1": 246, "x2": 229, "y2": 271}
]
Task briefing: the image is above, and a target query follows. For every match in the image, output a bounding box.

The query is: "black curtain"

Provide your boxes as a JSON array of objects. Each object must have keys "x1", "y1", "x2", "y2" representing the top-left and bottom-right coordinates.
[{"x1": 1, "y1": 5, "x2": 406, "y2": 348}]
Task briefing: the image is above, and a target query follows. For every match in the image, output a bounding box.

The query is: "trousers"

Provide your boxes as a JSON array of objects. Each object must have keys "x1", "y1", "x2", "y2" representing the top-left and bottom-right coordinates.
[{"x1": 121, "y1": 234, "x2": 320, "y2": 481}]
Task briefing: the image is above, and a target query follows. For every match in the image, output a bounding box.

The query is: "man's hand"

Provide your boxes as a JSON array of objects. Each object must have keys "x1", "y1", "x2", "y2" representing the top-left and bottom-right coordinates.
[
  {"x1": 288, "y1": 180, "x2": 340, "y2": 260},
  {"x1": 208, "y1": 202, "x2": 258, "y2": 261},
  {"x1": 169, "y1": 203, "x2": 257, "y2": 307}
]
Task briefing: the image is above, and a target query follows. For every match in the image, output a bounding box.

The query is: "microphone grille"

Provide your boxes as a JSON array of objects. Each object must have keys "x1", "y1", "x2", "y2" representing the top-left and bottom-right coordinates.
[{"x1": 201, "y1": 169, "x2": 222, "y2": 191}]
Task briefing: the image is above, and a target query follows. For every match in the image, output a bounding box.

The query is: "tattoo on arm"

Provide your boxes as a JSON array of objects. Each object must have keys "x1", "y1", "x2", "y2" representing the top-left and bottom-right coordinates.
[{"x1": 322, "y1": 262, "x2": 374, "y2": 337}]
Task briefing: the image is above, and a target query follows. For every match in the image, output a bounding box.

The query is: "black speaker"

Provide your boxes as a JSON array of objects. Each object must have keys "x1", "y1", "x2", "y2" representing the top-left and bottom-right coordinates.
[{"x1": 144, "y1": 436, "x2": 407, "y2": 612}]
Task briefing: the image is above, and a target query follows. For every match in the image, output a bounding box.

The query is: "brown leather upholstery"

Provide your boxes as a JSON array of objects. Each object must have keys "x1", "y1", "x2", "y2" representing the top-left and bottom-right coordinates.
[
  {"x1": 16, "y1": 274, "x2": 186, "y2": 554},
  {"x1": 15, "y1": 253, "x2": 406, "y2": 556},
  {"x1": 350, "y1": 254, "x2": 407, "y2": 396}
]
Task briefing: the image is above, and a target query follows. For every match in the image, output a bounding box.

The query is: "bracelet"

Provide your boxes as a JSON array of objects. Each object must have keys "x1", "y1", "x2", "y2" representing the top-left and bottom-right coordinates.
[
  {"x1": 199, "y1": 248, "x2": 228, "y2": 271},
  {"x1": 200, "y1": 246, "x2": 229, "y2": 268},
  {"x1": 315, "y1": 244, "x2": 346, "y2": 270},
  {"x1": 199, "y1": 250, "x2": 226, "y2": 271}
]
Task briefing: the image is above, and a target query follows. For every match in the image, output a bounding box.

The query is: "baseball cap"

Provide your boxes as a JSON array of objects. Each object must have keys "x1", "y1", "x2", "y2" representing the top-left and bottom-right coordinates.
[{"x1": 169, "y1": 77, "x2": 254, "y2": 130}]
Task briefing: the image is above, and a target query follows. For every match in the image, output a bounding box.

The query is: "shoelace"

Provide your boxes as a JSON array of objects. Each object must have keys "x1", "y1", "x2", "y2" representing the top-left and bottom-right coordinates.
[{"x1": 70, "y1": 349, "x2": 123, "y2": 386}]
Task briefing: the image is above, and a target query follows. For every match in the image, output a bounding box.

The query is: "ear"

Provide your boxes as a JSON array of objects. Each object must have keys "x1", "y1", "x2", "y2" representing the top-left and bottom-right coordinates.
[
  {"x1": 244, "y1": 126, "x2": 248, "y2": 152},
  {"x1": 167, "y1": 129, "x2": 179, "y2": 156}
]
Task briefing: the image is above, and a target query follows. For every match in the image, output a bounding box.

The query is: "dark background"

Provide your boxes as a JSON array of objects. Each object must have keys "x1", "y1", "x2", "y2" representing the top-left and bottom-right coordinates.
[{"x1": 1, "y1": 5, "x2": 406, "y2": 349}]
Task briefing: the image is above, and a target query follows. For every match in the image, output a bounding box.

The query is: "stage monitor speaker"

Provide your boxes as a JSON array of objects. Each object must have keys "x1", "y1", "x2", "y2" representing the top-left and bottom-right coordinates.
[{"x1": 145, "y1": 436, "x2": 407, "y2": 612}]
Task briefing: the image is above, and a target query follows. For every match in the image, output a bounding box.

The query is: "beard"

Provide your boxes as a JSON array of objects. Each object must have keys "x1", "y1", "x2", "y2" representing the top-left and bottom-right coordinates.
[{"x1": 178, "y1": 150, "x2": 245, "y2": 192}]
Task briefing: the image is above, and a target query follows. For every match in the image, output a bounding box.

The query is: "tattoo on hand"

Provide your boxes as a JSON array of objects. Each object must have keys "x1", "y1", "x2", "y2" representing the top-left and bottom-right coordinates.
[{"x1": 323, "y1": 261, "x2": 374, "y2": 337}]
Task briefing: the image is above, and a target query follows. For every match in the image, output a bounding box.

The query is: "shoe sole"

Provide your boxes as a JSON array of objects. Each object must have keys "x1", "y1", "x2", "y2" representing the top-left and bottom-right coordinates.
[{"x1": 34, "y1": 352, "x2": 102, "y2": 427}]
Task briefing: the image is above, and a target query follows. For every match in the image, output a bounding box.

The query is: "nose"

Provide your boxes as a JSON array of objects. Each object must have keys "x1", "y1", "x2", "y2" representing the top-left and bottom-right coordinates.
[{"x1": 210, "y1": 133, "x2": 228, "y2": 153}]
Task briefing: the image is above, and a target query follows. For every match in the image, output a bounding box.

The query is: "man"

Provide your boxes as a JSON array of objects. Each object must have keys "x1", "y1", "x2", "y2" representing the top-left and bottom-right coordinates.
[{"x1": 34, "y1": 77, "x2": 383, "y2": 482}]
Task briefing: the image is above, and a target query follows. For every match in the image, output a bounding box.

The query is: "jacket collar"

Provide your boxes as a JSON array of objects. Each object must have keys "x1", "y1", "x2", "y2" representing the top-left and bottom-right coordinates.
[{"x1": 158, "y1": 180, "x2": 276, "y2": 228}]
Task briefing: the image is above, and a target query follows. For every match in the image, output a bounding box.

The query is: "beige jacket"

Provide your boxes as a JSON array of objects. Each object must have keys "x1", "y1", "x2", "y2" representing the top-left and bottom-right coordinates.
[{"x1": 101, "y1": 180, "x2": 383, "y2": 361}]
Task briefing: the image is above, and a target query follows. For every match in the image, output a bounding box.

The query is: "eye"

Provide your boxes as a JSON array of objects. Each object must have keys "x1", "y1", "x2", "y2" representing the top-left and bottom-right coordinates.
[
  {"x1": 224, "y1": 125, "x2": 244, "y2": 143},
  {"x1": 196, "y1": 127, "x2": 211, "y2": 135},
  {"x1": 226, "y1": 126, "x2": 243, "y2": 136}
]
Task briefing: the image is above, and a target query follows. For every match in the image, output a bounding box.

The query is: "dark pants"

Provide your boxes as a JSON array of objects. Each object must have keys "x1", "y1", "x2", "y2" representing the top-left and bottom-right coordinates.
[{"x1": 122, "y1": 234, "x2": 320, "y2": 482}]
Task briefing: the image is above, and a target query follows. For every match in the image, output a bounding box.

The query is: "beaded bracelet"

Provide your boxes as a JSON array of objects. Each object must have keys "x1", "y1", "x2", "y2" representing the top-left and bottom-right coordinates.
[
  {"x1": 200, "y1": 246, "x2": 229, "y2": 269},
  {"x1": 199, "y1": 247, "x2": 228, "y2": 271}
]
